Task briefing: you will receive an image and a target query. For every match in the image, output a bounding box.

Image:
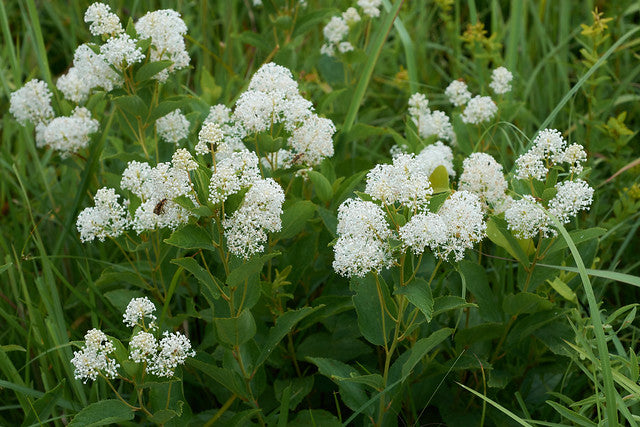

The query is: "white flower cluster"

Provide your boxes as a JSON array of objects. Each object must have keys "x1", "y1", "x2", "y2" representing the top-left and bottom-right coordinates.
[
  {"x1": 121, "y1": 157, "x2": 195, "y2": 233},
  {"x1": 202, "y1": 105, "x2": 246, "y2": 157},
  {"x1": 365, "y1": 153, "x2": 434, "y2": 210},
  {"x1": 489, "y1": 66, "x2": 513, "y2": 95},
  {"x1": 401, "y1": 191, "x2": 486, "y2": 261},
  {"x1": 506, "y1": 129, "x2": 593, "y2": 238},
  {"x1": 445, "y1": 80, "x2": 472, "y2": 107},
  {"x1": 407, "y1": 93, "x2": 456, "y2": 144},
  {"x1": 100, "y1": 34, "x2": 145, "y2": 70},
  {"x1": 515, "y1": 129, "x2": 588, "y2": 180},
  {"x1": 9, "y1": 79, "x2": 54, "y2": 126},
  {"x1": 135, "y1": 9, "x2": 190, "y2": 81},
  {"x1": 333, "y1": 199, "x2": 392, "y2": 277},
  {"x1": 123, "y1": 298, "x2": 195, "y2": 377},
  {"x1": 209, "y1": 150, "x2": 260, "y2": 204},
  {"x1": 71, "y1": 329, "x2": 120, "y2": 383},
  {"x1": 84, "y1": 2, "x2": 123, "y2": 37},
  {"x1": 414, "y1": 141, "x2": 456, "y2": 177},
  {"x1": 321, "y1": 1, "x2": 384, "y2": 56},
  {"x1": 458, "y1": 153, "x2": 508, "y2": 210},
  {"x1": 461, "y1": 95, "x2": 497, "y2": 124},
  {"x1": 76, "y1": 188, "x2": 129, "y2": 243},
  {"x1": 223, "y1": 62, "x2": 335, "y2": 167},
  {"x1": 156, "y1": 109, "x2": 190, "y2": 143},
  {"x1": 122, "y1": 297, "x2": 157, "y2": 328},
  {"x1": 223, "y1": 178, "x2": 285, "y2": 259},
  {"x1": 504, "y1": 195, "x2": 554, "y2": 239},
  {"x1": 42, "y1": 107, "x2": 99, "y2": 156}
]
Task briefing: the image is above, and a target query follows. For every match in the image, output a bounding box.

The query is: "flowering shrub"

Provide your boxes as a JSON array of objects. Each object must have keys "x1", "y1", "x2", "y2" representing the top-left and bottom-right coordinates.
[{"x1": 1, "y1": 1, "x2": 639, "y2": 426}]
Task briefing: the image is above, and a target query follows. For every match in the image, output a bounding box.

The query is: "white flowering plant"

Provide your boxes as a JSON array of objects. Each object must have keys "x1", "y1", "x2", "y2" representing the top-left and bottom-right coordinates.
[{"x1": 2, "y1": 2, "x2": 640, "y2": 427}]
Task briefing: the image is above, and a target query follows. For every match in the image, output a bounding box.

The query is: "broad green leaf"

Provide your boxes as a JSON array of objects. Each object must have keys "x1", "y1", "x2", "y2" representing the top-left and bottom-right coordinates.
[
  {"x1": 547, "y1": 277, "x2": 577, "y2": 303},
  {"x1": 333, "y1": 373, "x2": 384, "y2": 391},
  {"x1": 103, "y1": 289, "x2": 144, "y2": 313},
  {"x1": 171, "y1": 257, "x2": 220, "y2": 300},
  {"x1": 150, "y1": 98, "x2": 189, "y2": 122},
  {"x1": 135, "y1": 60, "x2": 173, "y2": 82},
  {"x1": 275, "y1": 200, "x2": 316, "y2": 240},
  {"x1": 486, "y1": 217, "x2": 531, "y2": 267},
  {"x1": 306, "y1": 357, "x2": 368, "y2": 413},
  {"x1": 164, "y1": 224, "x2": 216, "y2": 251},
  {"x1": 429, "y1": 165, "x2": 450, "y2": 193},
  {"x1": 113, "y1": 94, "x2": 148, "y2": 119},
  {"x1": 432, "y1": 296, "x2": 476, "y2": 317},
  {"x1": 200, "y1": 67, "x2": 222, "y2": 104},
  {"x1": 395, "y1": 277, "x2": 433, "y2": 322},
  {"x1": 187, "y1": 357, "x2": 248, "y2": 398},
  {"x1": 455, "y1": 323, "x2": 504, "y2": 348},
  {"x1": 257, "y1": 133, "x2": 284, "y2": 153},
  {"x1": 69, "y1": 400, "x2": 134, "y2": 426},
  {"x1": 458, "y1": 261, "x2": 502, "y2": 322},
  {"x1": 307, "y1": 170, "x2": 333, "y2": 202},
  {"x1": 402, "y1": 328, "x2": 452, "y2": 378},
  {"x1": 288, "y1": 409, "x2": 341, "y2": 427},
  {"x1": 255, "y1": 306, "x2": 321, "y2": 367},
  {"x1": 502, "y1": 292, "x2": 553, "y2": 316},
  {"x1": 214, "y1": 309, "x2": 256, "y2": 346},
  {"x1": 226, "y1": 252, "x2": 279, "y2": 287},
  {"x1": 351, "y1": 274, "x2": 394, "y2": 346},
  {"x1": 274, "y1": 376, "x2": 314, "y2": 411}
]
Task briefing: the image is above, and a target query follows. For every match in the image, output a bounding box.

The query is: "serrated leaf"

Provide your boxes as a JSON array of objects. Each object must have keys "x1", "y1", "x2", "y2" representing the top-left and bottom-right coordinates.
[
  {"x1": 214, "y1": 309, "x2": 256, "y2": 346},
  {"x1": 69, "y1": 400, "x2": 134, "y2": 426},
  {"x1": 164, "y1": 224, "x2": 216, "y2": 251},
  {"x1": 395, "y1": 277, "x2": 433, "y2": 322}
]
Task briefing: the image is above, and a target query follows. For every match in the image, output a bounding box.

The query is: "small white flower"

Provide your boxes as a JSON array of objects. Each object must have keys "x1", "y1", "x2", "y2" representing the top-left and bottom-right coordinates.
[
  {"x1": 461, "y1": 96, "x2": 497, "y2": 125},
  {"x1": 209, "y1": 150, "x2": 260, "y2": 205},
  {"x1": 71, "y1": 329, "x2": 119, "y2": 383},
  {"x1": 342, "y1": 7, "x2": 361, "y2": 24},
  {"x1": 559, "y1": 143, "x2": 587, "y2": 175},
  {"x1": 548, "y1": 179, "x2": 594, "y2": 224},
  {"x1": 458, "y1": 153, "x2": 508, "y2": 210},
  {"x1": 196, "y1": 122, "x2": 225, "y2": 155},
  {"x1": 399, "y1": 212, "x2": 448, "y2": 255},
  {"x1": 129, "y1": 331, "x2": 158, "y2": 364},
  {"x1": 84, "y1": 2, "x2": 123, "y2": 37},
  {"x1": 435, "y1": 191, "x2": 486, "y2": 261},
  {"x1": 515, "y1": 150, "x2": 547, "y2": 181},
  {"x1": 156, "y1": 109, "x2": 190, "y2": 143},
  {"x1": 357, "y1": 0, "x2": 383, "y2": 18},
  {"x1": 445, "y1": 80, "x2": 472, "y2": 107},
  {"x1": 489, "y1": 66, "x2": 513, "y2": 95},
  {"x1": 288, "y1": 115, "x2": 335, "y2": 166},
  {"x1": 415, "y1": 141, "x2": 456, "y2": 177},
  {"x1": 504, "y1": 195, "x2": 554, "y2": 239},
  {"x1": 338, "y1": 41, "x2": 355, "y2": 53},
  {"x1": 77, "y1": 187, "x2": 129, "y2": 243},
  {"x1": 323, "y1": 16, "x2": 349, "y2": 44},
  {"x1": 100, "y1": 34, "x2": 144, "y2": 69},
  {"x1": 9, "y1": 79, "x2": 54, "y2": 126},
  {"x1": 148, "y1": 331, "x2": 195, "y2": 377},
  {"x1": 123, "y1": 297, "x2": 157, "y2": 328},
  {"x1": 172, "y1": 148, "x2": 197, "y2": 172}
]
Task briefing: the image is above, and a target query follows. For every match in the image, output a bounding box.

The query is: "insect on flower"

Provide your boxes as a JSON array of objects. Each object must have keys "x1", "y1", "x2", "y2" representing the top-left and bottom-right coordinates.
[{"x1": 153, "y1": 198, "x2": 167, "y2": 215}]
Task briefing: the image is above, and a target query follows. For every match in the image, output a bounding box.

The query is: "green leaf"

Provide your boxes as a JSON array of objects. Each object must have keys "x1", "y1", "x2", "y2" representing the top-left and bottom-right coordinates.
[
  {"x1": 226, "y1": 252, "x2": 279, "y2": 287},
  {"x1": 187, "y1": 357, "x2": 248, "y2": 398},
  {"x1": 486, "y1": 217, "x2": 531, "y2": 267},
  {"x1": 275, "y1": 200, "x2": 316, "y2": 240},
  {"x1": 200, "y1": 68, "x2": 222, "y2": 104},
  {"x1": 502, "y1": 292, "x2": 553, "y2": 316},
  {"x1": 307, "y1": 171, "x2": 333, "y2": 202},
  {"x1": 255, "y1": 306, "x2": 321, "y2": 367},
  {"x1": 545, "y1": 227, "x2": 606, "y2": 255},
  {"x1": 547, "y1": 277, "x2": 577, "y2": 303},
  {"x1": 457, "y1": 382, "x2": 533, "y2": 427},
  {"x1": 256, "y1": 133, "x2": 284, "y2": 153},
  {"x1": 214, "y1": 309, "x2": 256, "y2": 346},
  {"x1": 113, "y1": 95, "x2": 148, "y2": 119},
  {"x1": 306, "y1": 357, "x2": 368, "y2": 413},
  {"x1": 458, "y1": 261, "x2": 502, "y2": 322},
  {"x1": 274, "y1": 376, "x2": 314, "y2": 411},
  {"x1": 395, "y1": 278, "x2": 433, "y2": 322},
  {"x1": 546, "y1": 401, "x2": 596, "y2": 427},
  {"x1": 22, "y1": 380, "x2": 65, "y2": 427},
  {"x1": 351, "y1": 274, "x2": 394, "y2": 346},
  {"x1": 537, "y1": 263, "x2": 640, "y2": 288},
  {"x1": 69, "y1": 400, "x2": 135, "y2": 426},
  {"x1": 334, "y1": 373, "x2": 384, "y2": 391},
  {"x1": 432, "y1": 296, "x2": 476, "y2": 317},
  {"x1": 429, "y1": 165, "x2": 450, "y2": 193},
  {"x1": 288, "y1": 409, "x2": 342, "y2": 427},
  {"x1": 164, "y1": 224, "x2": 216, "y2": 251},
  {"x1": 150, "y1": 97, "x2": 190, "y2": 122},
  {"x1": 402, "y1": 328, "x2": 452, "y2": 378},
  {"x1": 135, "y1": 60, "x2": 173, "y2": 82},
  {"x1": 171, "y1": 257, "x2": 220, "y2": 300},
  {"x1": 236, "y1": 31, "x2": 270, "y2": 51}
]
